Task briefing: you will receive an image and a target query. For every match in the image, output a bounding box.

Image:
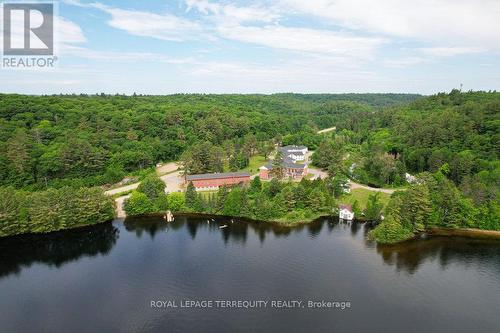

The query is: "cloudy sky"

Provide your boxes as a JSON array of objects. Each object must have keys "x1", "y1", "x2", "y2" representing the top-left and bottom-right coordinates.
[{"x1": 1, "y1": 0, "x2": 499, "y2": 94}]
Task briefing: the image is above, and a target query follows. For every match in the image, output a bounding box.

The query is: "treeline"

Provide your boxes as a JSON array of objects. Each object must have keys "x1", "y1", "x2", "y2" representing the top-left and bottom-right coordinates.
[
  {"x1": 313, "y1": 90, "x2": 499, "y2": 235},
  {"x1": 370, "y1": 170, "x2": 499, "y2": 244},
  {"x1": 0, "y1": 93, "x2": 419, "y2": 189},
  {"x1": 0, "y1": 186, "x2": 115, "y2": 237},
  {"x1": 124, "y1": 173, "x2": 345, "y2": 223}
]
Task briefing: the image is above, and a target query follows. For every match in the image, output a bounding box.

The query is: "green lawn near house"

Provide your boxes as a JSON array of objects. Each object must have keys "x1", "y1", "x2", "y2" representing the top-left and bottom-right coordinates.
[
  {"x1": 339, "y1": 188, "x2": 392, "y2": 211},
  {"x1": 240, "y1": 155, "x2": 267, "y2": 174}
]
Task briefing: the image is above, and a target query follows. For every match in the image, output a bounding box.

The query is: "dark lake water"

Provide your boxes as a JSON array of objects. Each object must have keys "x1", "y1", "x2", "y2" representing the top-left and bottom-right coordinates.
[{"x1": 1, "y1": 215, "x2": 499, "y2": 333}]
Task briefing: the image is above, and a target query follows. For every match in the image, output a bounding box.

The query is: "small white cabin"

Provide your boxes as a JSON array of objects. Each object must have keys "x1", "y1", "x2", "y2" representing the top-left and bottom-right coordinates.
[{"x1": 339, "y1": 204, "x2": 354, "y2": 221}]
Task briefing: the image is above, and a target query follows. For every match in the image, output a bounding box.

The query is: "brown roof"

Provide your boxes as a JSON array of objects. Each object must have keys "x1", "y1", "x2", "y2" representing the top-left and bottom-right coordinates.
[{"x1": 339, "y1": 204, "x2": 353, "y2": 212}]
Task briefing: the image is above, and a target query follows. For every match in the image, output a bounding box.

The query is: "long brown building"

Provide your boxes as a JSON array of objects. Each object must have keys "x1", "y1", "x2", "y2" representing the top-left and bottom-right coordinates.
[{"x1": 185, "y1": 172, "x2": 251, "y2": 191}]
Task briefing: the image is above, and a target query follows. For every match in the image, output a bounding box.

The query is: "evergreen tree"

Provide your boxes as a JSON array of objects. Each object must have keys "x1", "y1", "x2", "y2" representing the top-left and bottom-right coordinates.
[
  {"x1": 271, "y1": 150, "x2": 285, "y2": 179},
  {"x1": 365, "y1": 192, "x2": 384, "y2": 221},
  {"x1": 281, "y1": 185, "x2": 296, "y2": 210},
  {"x1": 223, "y1": 188, "x2": 242, "y2": 216},
  {"x1": 216, "y1": 185, "x2": 228, "y2": 213},
  {"x1": 352, "y1": 200, "x2": 361, "y2": 217},
  {"x1": 402, "y1": 184, "x2": 432, "y2": 232},
  {"x1": 249, "y1": 176, "x2": 262, "y2": 194},
  {"x1": 185, "y1": 181, "x2": 197, "y2": 210},
  {"x1": 267, "y1": 178, "x2": 282, "y2": 197}
]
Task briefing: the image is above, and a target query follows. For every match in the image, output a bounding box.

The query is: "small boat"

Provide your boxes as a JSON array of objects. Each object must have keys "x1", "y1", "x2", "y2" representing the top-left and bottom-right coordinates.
[{"x1": 219, "y1": 225, "x2": 228, "y2": 229}]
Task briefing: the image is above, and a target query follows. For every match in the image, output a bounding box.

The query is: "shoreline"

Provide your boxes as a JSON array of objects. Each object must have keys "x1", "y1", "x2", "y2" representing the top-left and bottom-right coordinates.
[
  {"x1": 425, "y1": 227, "x2": 500, "y2": 240},
  {"x1": 146, "y1": 211, "x2": 331, "y2": 227}
]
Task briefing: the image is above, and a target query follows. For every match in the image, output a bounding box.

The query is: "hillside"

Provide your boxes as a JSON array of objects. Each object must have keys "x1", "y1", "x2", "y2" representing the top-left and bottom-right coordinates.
[{"x1": 0, "y1": 93, "x2": 420, "y2": 189}]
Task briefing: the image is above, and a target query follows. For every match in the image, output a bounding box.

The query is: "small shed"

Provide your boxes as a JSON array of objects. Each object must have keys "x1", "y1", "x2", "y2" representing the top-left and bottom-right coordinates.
[{"x1": 339, "y1": 204, "x2": 354, "y2": 221}]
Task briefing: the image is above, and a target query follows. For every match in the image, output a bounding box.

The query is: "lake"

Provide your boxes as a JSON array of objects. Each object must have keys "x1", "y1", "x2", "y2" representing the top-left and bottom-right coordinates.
[{"x1": 0, "y1": 215, "x2": 499, "y2": 333}]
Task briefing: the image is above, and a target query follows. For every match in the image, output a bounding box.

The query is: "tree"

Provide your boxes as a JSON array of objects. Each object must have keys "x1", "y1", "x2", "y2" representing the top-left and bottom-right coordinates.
[
  {"x1": 280, "y1": 185, "x2": 296, "y2": 210},
  {"x1": 267, "y1": 178, "x2": 282, "y2": 197},
  {"x1": 327, "y1": 175, "x2": 349, "y2": 198},
  {"x1": 313, "y1": 139, "x2": 344, "y2": 173},
  {"x1": 259, "y1": 141, "x2": 275, "y2": 159},
  {"x1": 104, "y1": 163, "x2": 125, "y2": 183},
  {"x1": 124, "y1": 191, "x2": 155, "y2": 216},
  {"x1": 368, "y1": 214, "x2": 413, "y2": 244},
  {"x1": 249, "y1": 176, "x2": 262, "y2": 194},
  {"x1": 137, "y1": 173, "x2": 165, "y2": 201},
  {"x1": 223, "y1": 187, "x2": 243, "y2": 216},
  {"x1": 216, "y1": 185, "x2": 229, "y2": 212},
  {"x1": 185, "y1": 181, "x2": 198, "y2": 210},
  {"x1": 352, "y1": 200, "x2": 361, "y2": 217},
  {"x1": 365, "y1": 192, "x2": 384, "y2": 221},
  {"x1": 270, "y1": 150, "x2": 285, "y2": 179},
  {"x1": 6, "y1": 129, "x2": 32, "y2": 183},
  {"x1": 402, "y1": 184, "x2": 432, "y2": 231},
  {"x1": 166, "y1": 192, "x2": 186, "y2": 212}
]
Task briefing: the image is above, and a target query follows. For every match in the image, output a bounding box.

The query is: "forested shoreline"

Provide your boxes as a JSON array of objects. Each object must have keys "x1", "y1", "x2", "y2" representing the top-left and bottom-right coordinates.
[
  {"x1": 0, "y1": 186, "x2": 114, "y2": 237},
  {"x1": 0, "y1": 91, "x2": 498, "y2": 241}
]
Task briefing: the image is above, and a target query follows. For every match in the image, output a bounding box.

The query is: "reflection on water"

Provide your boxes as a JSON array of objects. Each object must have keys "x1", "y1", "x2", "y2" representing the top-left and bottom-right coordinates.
[
  {"x1": 376, "y1": 236, "x2": 500, "y2": 274},
  {"x1": 123, "y1": 214, "x2": 334, "y2": 244},
  {"x1": 0, "y1": 215, "x2": 499, "y2": 333},
  {"x1": 0, "y1": 222, "x2": 119, "y2": 278},
  {"x1": 1, "y1": 215, "x2": 499, "y2": 278}
]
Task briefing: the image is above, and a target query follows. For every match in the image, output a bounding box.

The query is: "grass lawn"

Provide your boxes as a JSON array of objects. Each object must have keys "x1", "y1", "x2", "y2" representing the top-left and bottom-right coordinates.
[
  {"x1": 339, "y1": 188, "x2": 392, "y2": 211},
  {"x1": 222, "y1": 155, "x2": 267, "y2": 174},
  {"x1": 240, "y1": 155, "x2": 267, "y2": 174}
]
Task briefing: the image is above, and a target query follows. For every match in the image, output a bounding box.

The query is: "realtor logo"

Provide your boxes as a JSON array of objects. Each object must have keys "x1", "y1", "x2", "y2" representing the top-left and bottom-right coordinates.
[{"x1": 3, "y1": 3, "x2": 54, "y2": 56}]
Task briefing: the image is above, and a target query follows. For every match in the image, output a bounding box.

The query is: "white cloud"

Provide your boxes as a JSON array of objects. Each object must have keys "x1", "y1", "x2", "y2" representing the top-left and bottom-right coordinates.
[
  {"x1": 0, "y1": 14, "x2": 85, "y2": 49},
  {"x1": 217, "y1": 25, "x2": 384, "y2": 58},
  {"x1": 185, "y1": 0, "x2": 384, "y2": 58},
  {"x1": 186, "y1": 0, "x2": 280, "y2": 24},
  {"x1": 89, "y1": 3, "x2": 204, "y2": 42},
  {"x1": 383, "y1": 56, "x2": 430, "y2": 68},
  {"x1": 279, "y1": 0, "x2": 500, "y2": 49},
  {"x1": 418, "y1": 47, "x2": 485, "y2": 57},
  {"x1": 60, "y1": 45, "x2": 196, "y2": 64},
  {"x1": 57, "y1": 17, "x2": 87, "y2": 44},
  {"x1": 383, "y1": 46, "x2": 486, "y2": 68}
]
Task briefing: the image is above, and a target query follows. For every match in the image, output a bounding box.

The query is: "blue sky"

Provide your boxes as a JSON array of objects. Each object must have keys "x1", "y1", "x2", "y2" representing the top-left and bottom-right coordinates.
[{"x1": 1, "y1": 0, "x2": 499, "y2": 94}]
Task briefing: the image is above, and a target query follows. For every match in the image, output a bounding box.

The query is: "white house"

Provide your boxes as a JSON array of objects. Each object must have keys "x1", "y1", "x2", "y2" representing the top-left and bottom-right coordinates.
[
  {"x1": 339, "y1": 204, "x2": 354, "y2": 221},
  {"x1": 279, "y1": 145, "x2": 308, "y2": 162}
]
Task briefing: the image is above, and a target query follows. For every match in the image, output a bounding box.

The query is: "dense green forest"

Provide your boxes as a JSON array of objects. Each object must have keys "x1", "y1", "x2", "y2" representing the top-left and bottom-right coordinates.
[
  {"x1": 312, "y1": 90, "x2": 499, "y2": 240},
  {"x1": 0, "y1": 93, "x2": 419, "y2": 189},
  {"x1": 1, "y1": 91, "x2": 499, "y2": 240},
  {"x1": 0, "y1": 186, "x2": 114, "y2": 237}
]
